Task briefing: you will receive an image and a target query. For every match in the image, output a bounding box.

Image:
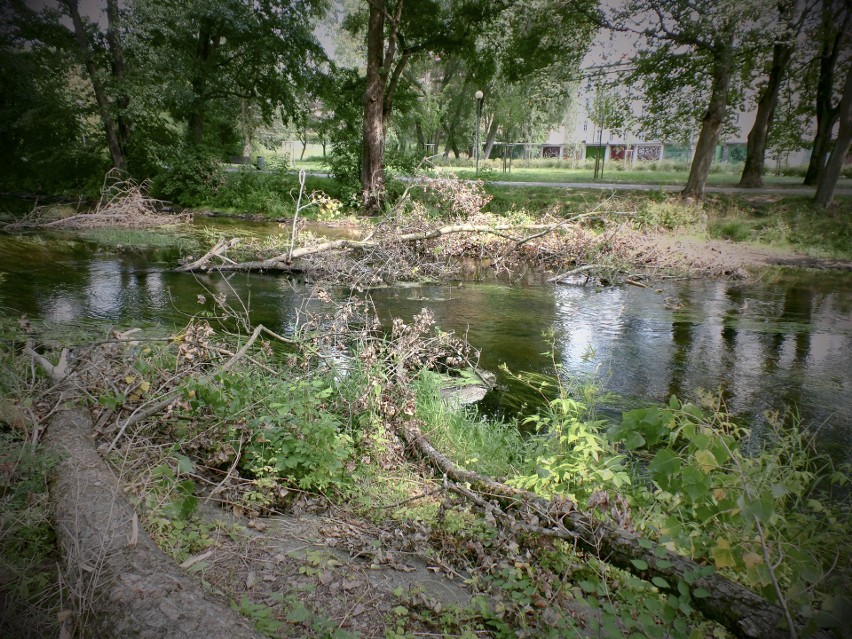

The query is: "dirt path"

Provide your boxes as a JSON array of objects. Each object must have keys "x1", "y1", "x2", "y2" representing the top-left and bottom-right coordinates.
[{"x1": 627, "y1": 231, "x2": 852, "y2": 278}]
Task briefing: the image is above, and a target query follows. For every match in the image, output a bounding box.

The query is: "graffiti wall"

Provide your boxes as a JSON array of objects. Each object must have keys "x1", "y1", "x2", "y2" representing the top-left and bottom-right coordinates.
[{"x1": 636, "y1": 144, "x2": 662, "y2": 161}]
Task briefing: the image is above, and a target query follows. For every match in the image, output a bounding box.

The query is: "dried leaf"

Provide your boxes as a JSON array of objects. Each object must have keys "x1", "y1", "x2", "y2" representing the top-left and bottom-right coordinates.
[
  {"x1": 179, "y1": 549, "x2": 214, "y2": 569},
  {"x1": 742, "y1": 551, "x2": 763, "y2": 569}
]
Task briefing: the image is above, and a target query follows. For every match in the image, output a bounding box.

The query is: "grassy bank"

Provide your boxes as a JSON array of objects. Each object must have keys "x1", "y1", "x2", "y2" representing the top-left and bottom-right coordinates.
[{"x1": 3, "y1": 302, "x2": 847, "y2": 638}]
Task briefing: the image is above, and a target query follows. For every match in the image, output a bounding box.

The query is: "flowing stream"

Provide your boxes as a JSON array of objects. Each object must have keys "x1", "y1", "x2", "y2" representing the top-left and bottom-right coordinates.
[{"x1": 1, "y1": 224, "x2": 849, "y2": 462}]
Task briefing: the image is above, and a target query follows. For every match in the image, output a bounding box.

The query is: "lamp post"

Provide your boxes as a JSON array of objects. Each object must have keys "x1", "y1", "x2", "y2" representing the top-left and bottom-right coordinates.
[{"x1": 475, "y1": 90, "x2": 484, "y2": 175}]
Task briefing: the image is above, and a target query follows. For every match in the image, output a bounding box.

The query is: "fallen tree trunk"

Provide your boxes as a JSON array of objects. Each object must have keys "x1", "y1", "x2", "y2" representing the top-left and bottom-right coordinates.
[
  {"x1": 397, "y1": 418, "x2": 829, "y2": 639},
  {"x1": 176, "y1": 218, "x2": 597, "y2": 274},
  {"x1": 46, "y1": 408, "x2": 264, "y2": 639}
]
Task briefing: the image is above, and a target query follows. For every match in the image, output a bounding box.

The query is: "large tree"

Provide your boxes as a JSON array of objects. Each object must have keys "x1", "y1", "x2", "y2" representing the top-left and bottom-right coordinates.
[
  {"x1": 357, "y1": 0, "x2": 489, "y2": 210},
  {"x1": 802, "y1": 0, "x2": 851, "y2": 186},
  {"x1": 611, "y1": 0, "x2": 771, "y2": 201},
  {"x1": 738, "y1": 0, "x2": 811, "y2": 188},
  {"x1": 130, "y1": 0, "x2": 329, "y2": 150},
  {"x1": 354, "y1": 0, "x2": 596, "y2": 210},
  {"x1": 814, "y1": 62, "x2": 852, "y2": 207}
]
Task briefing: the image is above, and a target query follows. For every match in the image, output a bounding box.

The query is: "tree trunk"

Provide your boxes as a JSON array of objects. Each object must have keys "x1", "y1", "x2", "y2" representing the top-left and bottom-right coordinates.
[
  {"x1": 814, "y1": 64, "x2": 852, "y2": 206},
  {"x1": 683, "y1": 49, "x2": 733, "y2": 201},
  {"x1": 361, "y1": 2, "x2": 387, "y2": 212},
  {"x1": 482, "y1": 117, "x2": 499, "y2": 160},
  {"x1": 46, "y1": 408, "x2": 264, "y2": 639},
  {"x1": 62, "y1": 0, "x2": 126, "y2": 171},
  {"x1": 803, "y1": 1, "x2": 849, "y2": 185},
  {"x1": 240, "y1": 99, "x2": 252, "y2": 158},
  {"x1": 189, "y1": 109, "x2": 205, "y2": 147},
  {"x1": 188, "y1": 25, "x2": 217, "y2": 148},
  {"x1": 739, "y1": 4, "x2": 796, "y2": 188},
  {"x1": 105, "y1": 0, "x2": 130, "y2": 160}
]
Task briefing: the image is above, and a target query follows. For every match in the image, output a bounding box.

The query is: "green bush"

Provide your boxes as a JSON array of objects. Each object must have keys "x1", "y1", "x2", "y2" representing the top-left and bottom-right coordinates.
[
  {"x1": 209, "y1": 166, "x2": 294, "y2": 216},
  {"x1": 151, "y1": 150, "x2": 224, "y2": 206}
]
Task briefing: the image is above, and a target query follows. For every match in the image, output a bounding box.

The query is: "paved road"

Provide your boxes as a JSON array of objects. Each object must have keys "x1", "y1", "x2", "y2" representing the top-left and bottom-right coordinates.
[
  {"x1": 474, "y1": 179, "x2": 852, "y2": 196},
  {"x1": 255, "y1": 167, "x2": 852, "y2": 196}
]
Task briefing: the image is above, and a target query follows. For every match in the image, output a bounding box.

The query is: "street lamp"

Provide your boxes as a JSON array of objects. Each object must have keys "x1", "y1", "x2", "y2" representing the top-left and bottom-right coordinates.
[{"x1": 475, "y1": 90, "x2": 484, "y2": 175}]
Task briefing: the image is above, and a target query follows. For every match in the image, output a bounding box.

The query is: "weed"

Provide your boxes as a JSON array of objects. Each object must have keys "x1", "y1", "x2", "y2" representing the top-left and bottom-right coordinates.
[{"x1": 0, "y1": 435, "x2": 61, "y2": 638}]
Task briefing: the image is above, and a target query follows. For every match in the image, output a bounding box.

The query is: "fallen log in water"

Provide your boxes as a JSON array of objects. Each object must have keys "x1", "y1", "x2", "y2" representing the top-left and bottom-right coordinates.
[
  {"x1": 46, "y1": 408, "x2": 264, "y2": 639},
  {"x1": 396, "y1": 418, "x2": 829, "y2": 639}
]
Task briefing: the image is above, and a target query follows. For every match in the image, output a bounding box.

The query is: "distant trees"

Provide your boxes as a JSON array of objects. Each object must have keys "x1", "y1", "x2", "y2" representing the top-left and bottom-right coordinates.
[
  {"x1": 738, "y1": 0, "x2": 810, "y2": 188},
  {"x1": 610, "y1": 0, "x2": 769, "y2": 200},
  {"x1": 2, "y1": 0, "x2": 329, "y2": 188}
]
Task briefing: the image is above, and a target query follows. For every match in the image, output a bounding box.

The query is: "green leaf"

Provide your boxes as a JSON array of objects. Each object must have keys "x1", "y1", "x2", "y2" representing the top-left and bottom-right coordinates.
[
  {"x1": 651, "y1": 577, "x2": 670, "y2": 589},
  {"x1": 175, "y1": 454, "x2": 194, "y2": 475},
  {"x1": 649, "y1": 449, "x2": 681, "y2": 490},
  {"x1": 631, "y1": 559, "x2": 649, "y2": 571},
  {"x1": 287, "y1": 604, "x2": 311, "y2": 623},
  {"x1": 692, "y1": 587, "x2": 711, "y2": 599},
  {"x1": 693, "y1": 449, "x2": 716, "y2": 473},
  {"x1": 638, "y1": 537, "x2": 655, "y2": 549}
]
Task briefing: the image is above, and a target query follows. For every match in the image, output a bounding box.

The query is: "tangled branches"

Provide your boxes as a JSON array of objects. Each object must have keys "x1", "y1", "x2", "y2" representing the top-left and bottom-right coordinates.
[{"x1": 2, "y1": 169, "x2": 191, "y2": 232}]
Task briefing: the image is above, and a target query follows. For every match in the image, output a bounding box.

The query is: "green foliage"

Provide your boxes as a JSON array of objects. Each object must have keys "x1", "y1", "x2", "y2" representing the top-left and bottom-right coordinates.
[
  {"x1": 635, "y1": 198, "x2": 703, "y2": 230},
  {"x1": 414, "y1": 371, "x2": 527, "y2": 478},
  {"x1": 325, "y1": 68, "x2": 364, "y2": 199},
  {"x1": 243, "y1": 378, "x2": 352, "y2": 491},
  {"x1": 511, "y1": 396, "x2": 630, "y2": 503},
  {"x1": 151, "y1": 150, "x2": 224, "y2": 205},
  {"x1": 0, "y1": 434, "x2": 60, "y2": 636},
  {"x1": 233, "y1": 595, "x2": 285, "y2": 636},
  {"x1": 181, "y1": 372, "x2": 354, "y2": 494},
  {"x1": 141, "y1": 454, "x2": 215, "y2": 562},
  {"x1": 208, "y1": 165, "x2": 294, "y2": 216},
  {"x1": 609, "y1": 395, "x2": 850, "y2": 619}
]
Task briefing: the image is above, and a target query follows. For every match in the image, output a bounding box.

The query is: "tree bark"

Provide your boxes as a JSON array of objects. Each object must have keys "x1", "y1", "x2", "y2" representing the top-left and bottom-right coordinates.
[
  {"x1": 814, "y1": 64, "x2": 852, "y2": 207},
  {"x1": 62, "y1": 0, "x2": 126, "y2": 171},
  {"x1": 683, "y1": 47, "x2": 733, "y2": 201},
  {"x1": 803, "y1": 1, "x2": 850, "y2": 185},
  {"x1": 482, "y1": 116, "x2": 499, "y2": 160},
  {"x1": 361, "y1": 0, "x2": 408, "y2": 213},
  {"x1": 46, "y1": 408, "x2": 264, "y2": 639},
  {"x1": 739, "y1": 2, "x2": 798, "y2": 188},
  {"x1": 105, "y1": 0, "x2": 130, "y2": 159}
]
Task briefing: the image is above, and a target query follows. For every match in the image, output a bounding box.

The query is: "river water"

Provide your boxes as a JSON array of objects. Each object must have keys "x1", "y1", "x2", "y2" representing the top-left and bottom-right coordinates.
[{"x1": 1, "y1": 226, "x2": 849, "y2": 461}]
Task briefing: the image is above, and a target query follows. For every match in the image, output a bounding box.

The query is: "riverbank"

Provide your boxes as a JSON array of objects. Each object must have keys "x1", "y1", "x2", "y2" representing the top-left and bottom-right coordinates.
[{"x1": 2, "y1": 292, "x2": 848, "y2": 638}]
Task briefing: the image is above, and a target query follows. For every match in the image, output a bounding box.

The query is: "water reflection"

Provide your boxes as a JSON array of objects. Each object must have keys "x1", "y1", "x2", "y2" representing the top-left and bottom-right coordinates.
[{"x1": 0, "y1": 233, "x2": 849, "y2": 461}]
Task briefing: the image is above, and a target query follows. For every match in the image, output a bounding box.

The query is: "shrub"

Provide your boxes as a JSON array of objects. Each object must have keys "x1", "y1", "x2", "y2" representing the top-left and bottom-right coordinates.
[{"x1": 151, "y1": 150, "x2": 223, "y2": 206}]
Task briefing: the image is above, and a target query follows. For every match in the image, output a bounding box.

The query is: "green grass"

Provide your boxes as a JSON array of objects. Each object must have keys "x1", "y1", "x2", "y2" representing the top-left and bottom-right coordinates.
[{"x1": 443, "y1": 164, "x2": 852, "y2": 188}]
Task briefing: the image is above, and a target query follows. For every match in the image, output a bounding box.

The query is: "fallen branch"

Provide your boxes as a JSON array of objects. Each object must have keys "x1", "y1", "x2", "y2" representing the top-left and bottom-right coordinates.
[
  {"x1": 25, "y1": 342, "x2": 70, "y2": 382},
  {"x1": 396, "y1": 417, "x2": 829, "y2": 639},
  {"x1": 547, "y1": 264, "x2": 604, "y2": 283},
  {"x1": 177, "y1": 219, "x2": 592, "y2": 274}
]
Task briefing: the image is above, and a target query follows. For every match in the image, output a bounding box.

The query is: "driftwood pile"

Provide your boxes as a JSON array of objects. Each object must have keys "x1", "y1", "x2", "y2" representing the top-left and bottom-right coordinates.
[{"x1": 2, "y1": 170, "x2": 189, "y2": 232}]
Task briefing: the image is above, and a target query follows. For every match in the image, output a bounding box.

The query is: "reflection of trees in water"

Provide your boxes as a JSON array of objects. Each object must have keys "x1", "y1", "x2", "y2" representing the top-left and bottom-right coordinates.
[
  {"x1": 667, "y1": 289, "x2": 696, "y2": 402},
  {"x1": 759, "y1": 284, "x2": 813, "y2": 423}
]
